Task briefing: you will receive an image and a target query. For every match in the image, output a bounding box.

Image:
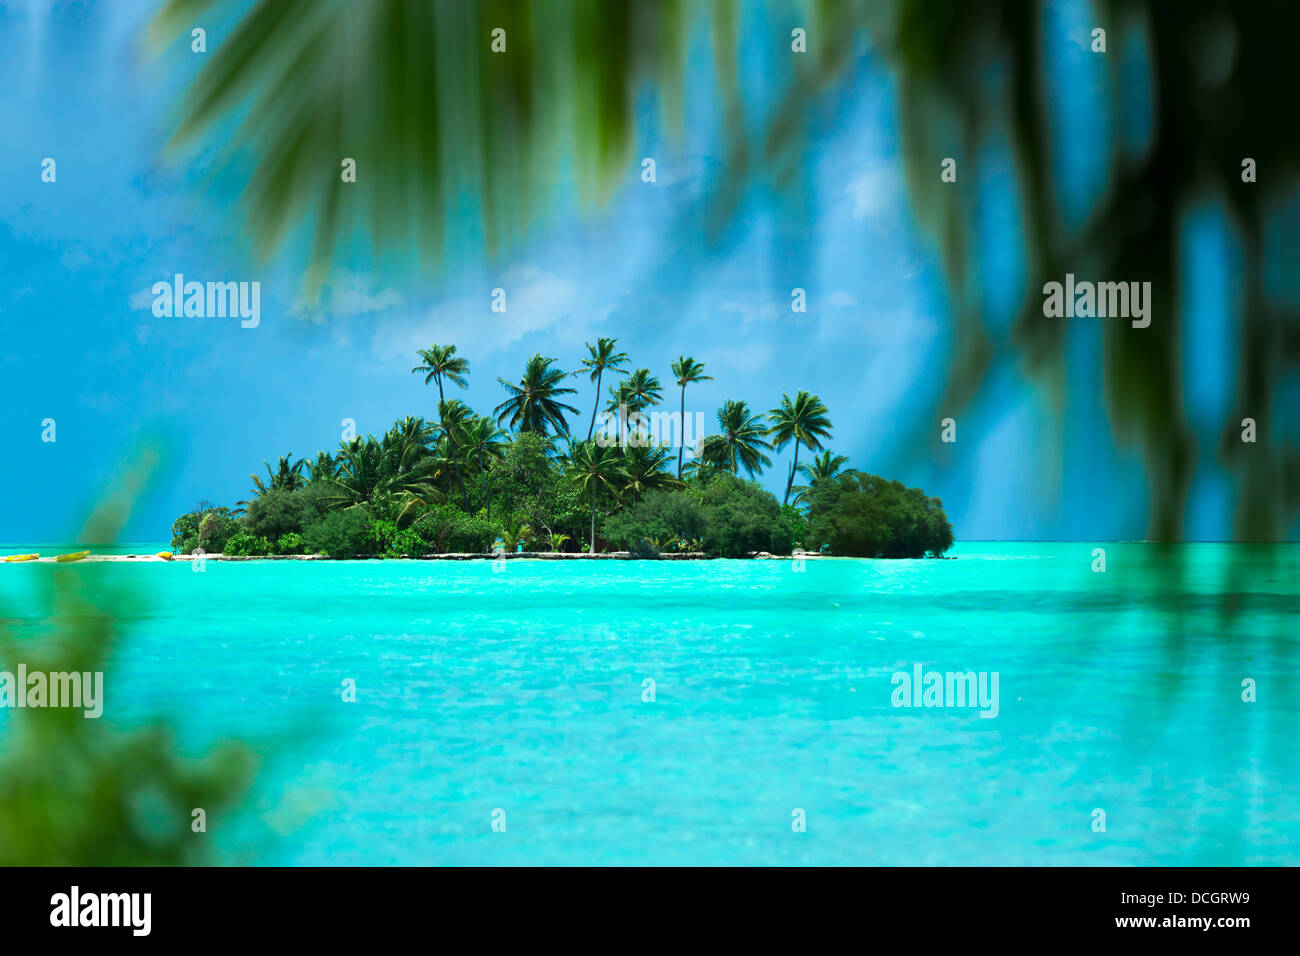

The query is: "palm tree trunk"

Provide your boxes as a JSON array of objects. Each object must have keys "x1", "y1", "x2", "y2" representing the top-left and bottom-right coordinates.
[
  {"x1": 589, "y1": 484, "x2": 597, "y2": 554},
  {"x1": 677, "y1": 384, "x2": 686, "y2": 478},
  {"x1": 480, "y1": 456, "x2": 491, "y2": 520},
  {"x1": 587, "y1": 369, "x2": 602, "y2": 440},
  {"x1": 437, "y1": 380, "x2": 471, "y2": 509},
  {"x1": 783, "y1": 444, "x2": 800, "y2": 505}
]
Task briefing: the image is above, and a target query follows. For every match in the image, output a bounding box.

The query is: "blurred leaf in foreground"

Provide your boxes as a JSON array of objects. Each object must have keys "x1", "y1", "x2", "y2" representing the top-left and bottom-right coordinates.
[{"x1": 0, "y1": 450, "x2": 258, "y2": 865}]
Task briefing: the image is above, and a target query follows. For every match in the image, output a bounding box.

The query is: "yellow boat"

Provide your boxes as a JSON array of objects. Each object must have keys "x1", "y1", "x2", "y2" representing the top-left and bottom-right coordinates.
[
  {"x1": 3, "y1": 553, "x2": 38, "y2": 562},
  {"x1": 54, "y1": 551, "x2": 90, "y2": 562},
  {"x1": 156, "y1": 551, "x2": 173, "y2": 560}
]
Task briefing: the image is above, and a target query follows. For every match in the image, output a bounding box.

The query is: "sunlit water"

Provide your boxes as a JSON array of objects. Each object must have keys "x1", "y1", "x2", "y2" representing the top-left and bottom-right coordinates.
[{"x1": 1, "y1": 542, "x2": 1296, "y2": 865}]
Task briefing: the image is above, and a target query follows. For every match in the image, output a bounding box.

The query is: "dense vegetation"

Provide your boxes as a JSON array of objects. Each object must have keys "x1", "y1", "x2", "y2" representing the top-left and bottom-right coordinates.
[
  {"x1": 171, "y1": 342, "x2": 953, "y2": 559},
  {"x1": 804, "y1": 473, "x2": 954, "y2": 559}
]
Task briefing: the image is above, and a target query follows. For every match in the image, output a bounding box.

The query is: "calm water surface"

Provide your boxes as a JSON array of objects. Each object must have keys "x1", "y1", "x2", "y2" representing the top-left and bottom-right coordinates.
[{"x1": 1, "y1": 542, "x2": 1296, "y2": 865}]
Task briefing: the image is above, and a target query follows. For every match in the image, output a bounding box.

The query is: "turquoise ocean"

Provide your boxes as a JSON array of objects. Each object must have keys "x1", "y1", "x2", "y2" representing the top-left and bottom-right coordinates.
[{"x1": 1, "y1": 542, "x2": 1296, "y2": 865}]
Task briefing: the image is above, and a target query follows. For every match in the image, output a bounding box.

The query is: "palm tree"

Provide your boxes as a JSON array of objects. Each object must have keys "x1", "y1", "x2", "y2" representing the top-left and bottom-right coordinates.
[
  {"x1": 670, "y1": 356, "x2": 712, "y2": 478},
  {"x1": 495, "y1": 354, "x2": 580, "y2": 435},
  {"x1": 321, "y1": 437, "x2": 382, "y2": 508},
  {"x1": 602, "y1": 369, "x2": 662, "y2": 448},
  {"x1": 767, "y1": 391, "x2": 834, "y2": 505},
  {"x1": 680, "y1": 457, "x2": 722, "y2": 483},
  {"x1": 798, "y1": 450, "x2": 850, "y2": 483},
  {"x1": 792, "y1": 450, "x2": 851, "y2": 506},
  {"x1": 621, "y1": 441, "x2": 679, "y2": 503},
  {"x1": 575, "y1": 337, "x2": 630, "y2": 440},
  {"x1": 567, "y1": 440, "x2": 627, "y2": 553},
  {"x1": 197, "y1": 510, "x2": 223, "y2": 550},
  {"x1": 457, "y1": 416, "x2": 506, "y2": 519},
  {"x1": 383, "y1": 416, "x2": 437, "y2": 474},
  {"x1": 602, "y1": 380, "x2": 632, "y2": 447},
  {"x1": 547, "y1": 532, "x2": 571, "y2": 553},
  {"x1": 322, "y1": 432, "x2": 444, "y2": 524},
  {"x1": 699, "y1": 400, "x2": 772, "y2": 478},
  {"x1": 499, "y1": 518, "x2": 533, "y2": 552},
  {"x1": 307, "y1": 450, "x2": 337, "y2": 483},
  {"x1": 412, "y1": 345, "x2": 471, "y2": 508},
  {"x1": 249, "y1": 454, "x2": 306, "y2": 497},
  {"x1": 623, "y1": 368, "x2": 663, "y2": 415}
]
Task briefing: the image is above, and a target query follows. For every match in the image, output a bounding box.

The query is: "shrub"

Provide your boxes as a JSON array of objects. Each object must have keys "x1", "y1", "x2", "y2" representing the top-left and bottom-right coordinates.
[
  {"x1": 805, "y1": 472, "x2": 953, "y2": 557},
  {"x1": 604, "y1": 476, "x2": 793, "y2": 558},
  {"x1": 276, "y1": 532, "x2": 306, "y2": 555},
  {"x1": 779, "y1": 504, "x2": 808, "y2": 551},
  {"x1": 412, "y1": 504, "x2": 501, "y2": 553},
  {"x1": 627, "y1": 538, "x2": 661, "y2": 559},
  {"x1": 241, "y1": 488, "x2": 326, "y2": 541},
  {"x1": 698, "y1": 474, "x2": 795, "y2": 558},
  {"x1": 170, "y1": 507, "x2": 239, "y2": 554},
  {"x1": 486, "y1": 434, "x2": 586, "y2": 540},
  {"x1": 302, "y1": 509, "x2": 371, "y2": 559},
  {"x1": 604, "y1": 489, "x2": 707, "y2": 551},
  {"x1": 223, "y1": 532, "x2": 273, "y2": 556},
  {"x1": 367, "y1": 519, "x2": 425, "y2": 558}
]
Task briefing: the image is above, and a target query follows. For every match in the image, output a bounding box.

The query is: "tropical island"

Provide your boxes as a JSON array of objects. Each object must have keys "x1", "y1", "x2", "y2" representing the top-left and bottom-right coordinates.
[{"x1": 170, "y1": 342, "x2": 953, "y2": 560}]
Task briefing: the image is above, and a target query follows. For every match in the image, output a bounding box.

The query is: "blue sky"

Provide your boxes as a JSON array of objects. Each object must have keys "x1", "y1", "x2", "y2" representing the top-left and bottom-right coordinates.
[{"x1": 0, "y1": 0, "x2": 1276, "y2": 543}]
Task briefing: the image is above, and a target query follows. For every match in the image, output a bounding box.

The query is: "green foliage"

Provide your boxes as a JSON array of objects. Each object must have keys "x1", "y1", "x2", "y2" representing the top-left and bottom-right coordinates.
[
  {"x1": 412, "y1": 506, "x2": 500, "y2": 554},
  {"x1": 780, "y1": 503, "x2": 808, "y2": 548},
  {"x1": 805, "y1": 473, "x2": 954, "y2": 558},
  {"x1": 170, "y1": 357, "x2": 952, "y2": 560},
  {"x1": 621, "y1": 441, "x2": 679, "y2": 502},
  {"x1": 241, "y1": 487, "x2": 321, "y2": 541},
  {"x1": 494, "y1": 355, "x2": 580, "y2": 435},
  {"x1": 223, "y1": 531, "x2": 273, "y2": 556},
  {"x1": 605, "y1": 474, "x2": 793, "y2": 558},
  {"x1": 578, "y1": 338, "x2": 631, "y2": 440},
  {"x1": 2, "y1": 470, "x2": 258, "y2": 864},
  {"x1": 488, "y1": 434, "x2": 585, "y2": 540},
  {"x1": 248, "y1": 454, "x2": 306, "y2": 497},
  {"x1": 170, "y1": 506, "x2": 239, "y2": 553},
  {"x1": 768, "y1": 390, "x2": 833, "y2": 505},
  {"x1": 276, "y1": 532, "x2": 306, "y2": 555},
  {"x1": 628, "y1": 538, "x2": 661, "y2": 559},
  {"x1": 697, "y1": 473, "x2": 795, "y2": 558},
  {"x1": 367, "y1": 519, "x2": 425, "y2": 558},
  {"x1": 605, "y1": 488, "x2": 708, "y2": 550},
  {"x1": 302, "y1": 509, "x2": 371, "y2": 559},
  {"x1": 566, "y1": 439, "x2": 628, "y2": 553},
  {"x1": 699, "y1": 399, "x2": 773, "y2": 478},
  {"x1": 793, "y1": 451, "x2": 852, "y2": 506},
  {"x1": 497, "y1": 517, "x2": 534, "y2": 552}
]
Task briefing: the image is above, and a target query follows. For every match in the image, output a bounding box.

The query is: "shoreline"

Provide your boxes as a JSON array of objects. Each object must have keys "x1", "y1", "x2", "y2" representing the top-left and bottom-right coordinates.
[{"x1": 2, "y1": 551, "x2": 851, "y2": 563}]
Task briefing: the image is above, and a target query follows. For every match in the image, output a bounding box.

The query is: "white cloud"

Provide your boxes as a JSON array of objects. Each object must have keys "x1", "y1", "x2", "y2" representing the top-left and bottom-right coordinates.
[
  {"x1": 717, "y1": 289, "x2": 856, "y2": 322},
  {"x1": 291, "y1": 272, "x2": 406, "y2": 323},
  {"x1": 845, "y1": 164, "x2": 897, "y2": 220},
  {"x1": 718, "y1": 298, "x2": 783, "y2": 324},
  {"x1": 371, "y1": 265, "x2": 609, "y2": 362}
]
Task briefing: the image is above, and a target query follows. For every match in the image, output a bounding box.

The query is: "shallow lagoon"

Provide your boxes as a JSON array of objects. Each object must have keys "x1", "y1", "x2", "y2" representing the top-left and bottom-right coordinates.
[{"x1": 1, "y1": 542, "x2": 1296, "y2": 865}]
